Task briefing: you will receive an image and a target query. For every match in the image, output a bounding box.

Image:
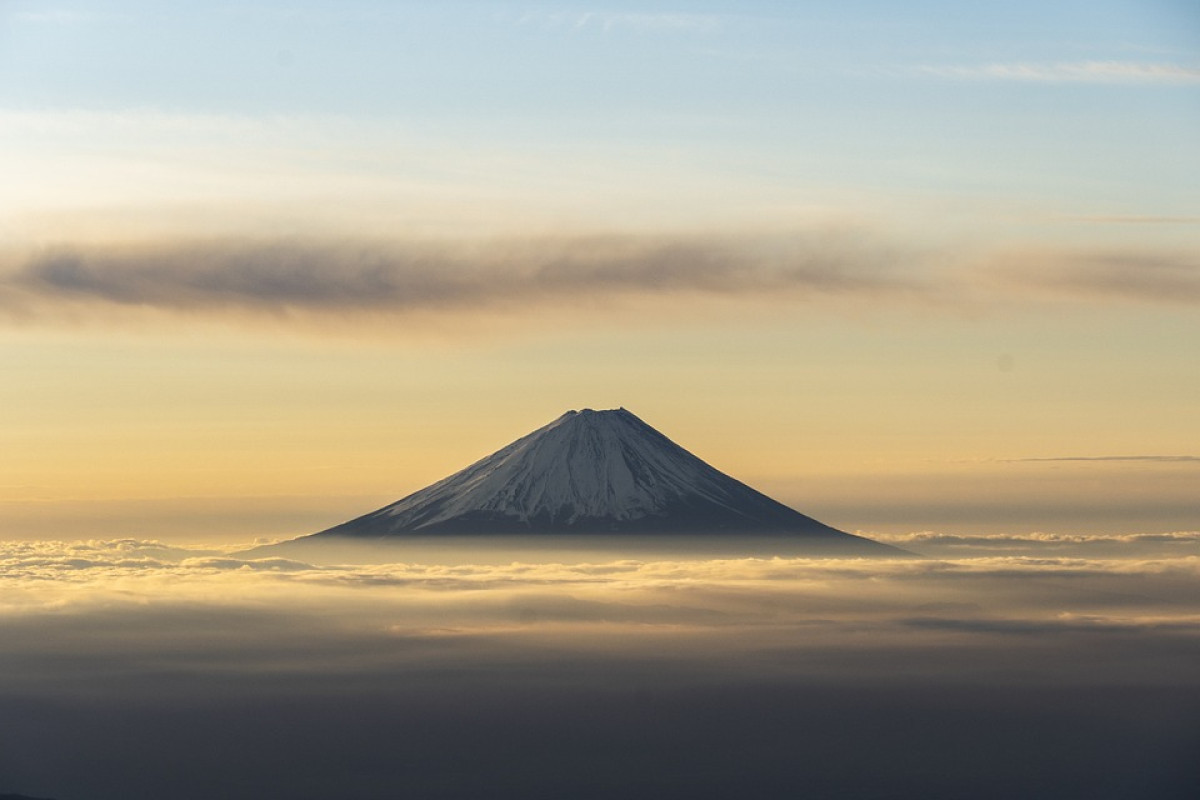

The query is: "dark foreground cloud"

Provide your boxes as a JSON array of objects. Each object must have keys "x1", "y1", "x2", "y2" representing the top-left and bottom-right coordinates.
[{"x1": 1, "y1": 539, "x2": 1199, "y2": 799}]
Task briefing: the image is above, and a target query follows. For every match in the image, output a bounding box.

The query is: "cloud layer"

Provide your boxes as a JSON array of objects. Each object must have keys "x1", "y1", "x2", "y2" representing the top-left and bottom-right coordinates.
[{"x1": 2, "y1": 537, "x2": 1198, "y2": 799}]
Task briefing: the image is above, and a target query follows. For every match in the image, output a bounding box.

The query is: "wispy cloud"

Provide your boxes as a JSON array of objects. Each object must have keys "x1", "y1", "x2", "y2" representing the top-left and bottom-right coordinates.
[
  {"x1": 1005, "y1": 455, "x2": 1200, "y2": 463},
  {"x1": 12, "y1": 8, "x2": 91, "y2": 25},
  {"x1": 1060, "y1": 215, "x2": 1200, "y2": 225},
  {"x1": 988, "y1": 249, "x2": 1200, "y2": 305},
  {"x1": 918, "y1": 60, "x2": 1200, "y2": 85},
  {"x1": 516, "y1": 10, "x2": 721, "y2": 35},
  {"x1": 0, "y1": 107, "x2": 299, "y2": 138}
]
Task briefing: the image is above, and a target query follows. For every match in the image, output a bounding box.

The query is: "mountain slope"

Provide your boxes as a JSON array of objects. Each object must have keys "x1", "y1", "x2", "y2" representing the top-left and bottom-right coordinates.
[{"x1": 300, "y1": 409, "x2": 892, "y2": 553}]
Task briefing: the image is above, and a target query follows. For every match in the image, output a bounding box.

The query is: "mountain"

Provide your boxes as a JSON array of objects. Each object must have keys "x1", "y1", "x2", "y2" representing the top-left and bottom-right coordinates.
[{"x1": 294, "y1": 408, "x2": 899, "y2": 554}]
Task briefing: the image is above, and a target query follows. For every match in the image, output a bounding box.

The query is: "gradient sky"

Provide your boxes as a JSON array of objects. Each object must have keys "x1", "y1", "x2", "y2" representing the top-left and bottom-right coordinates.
[{"x1": 1, "y1": 0, "x2": 1198, "y2": 541}]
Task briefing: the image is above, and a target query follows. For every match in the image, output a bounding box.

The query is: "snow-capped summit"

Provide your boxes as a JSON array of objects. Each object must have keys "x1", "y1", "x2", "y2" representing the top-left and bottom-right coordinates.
[{"x1": 304, "y1": 408, "x2": 883, "y2": 549}]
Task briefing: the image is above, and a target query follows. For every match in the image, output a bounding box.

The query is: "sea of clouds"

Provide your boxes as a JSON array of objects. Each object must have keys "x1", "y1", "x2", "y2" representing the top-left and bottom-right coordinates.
[{"x1": 2, "y1": 533, "x2": 1198, "y2": 799}]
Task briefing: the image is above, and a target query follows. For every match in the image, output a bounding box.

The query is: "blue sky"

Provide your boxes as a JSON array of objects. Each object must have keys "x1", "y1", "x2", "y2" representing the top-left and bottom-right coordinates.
[{"x1": 3, "y1": 1, "x2": 1197, "y2": 233}]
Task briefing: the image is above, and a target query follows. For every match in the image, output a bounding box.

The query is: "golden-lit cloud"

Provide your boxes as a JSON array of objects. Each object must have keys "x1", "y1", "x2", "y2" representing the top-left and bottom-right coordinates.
[
  {"x1": 5, "y1": 536, "x2": 1200, "y2": 615},
  {"x1": 872, "y1": 530, "x2": 1200, "y2": 559}
]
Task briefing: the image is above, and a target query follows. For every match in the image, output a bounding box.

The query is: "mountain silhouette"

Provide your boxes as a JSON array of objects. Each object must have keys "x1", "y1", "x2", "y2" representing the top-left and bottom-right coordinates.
[{"x1": 294, "y1": 408, "x2": 899, "y2": 555}]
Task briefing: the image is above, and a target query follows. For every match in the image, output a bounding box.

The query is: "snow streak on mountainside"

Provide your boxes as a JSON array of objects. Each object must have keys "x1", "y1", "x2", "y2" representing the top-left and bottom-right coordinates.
[{"x1": 306, "y1": 409, "x2": 888, "y2": 551}]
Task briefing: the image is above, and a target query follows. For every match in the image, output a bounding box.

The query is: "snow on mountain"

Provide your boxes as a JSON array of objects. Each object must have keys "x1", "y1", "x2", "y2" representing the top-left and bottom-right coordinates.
[{"x1": 306, "y1": 408, "x2": 866, "y2": 540}]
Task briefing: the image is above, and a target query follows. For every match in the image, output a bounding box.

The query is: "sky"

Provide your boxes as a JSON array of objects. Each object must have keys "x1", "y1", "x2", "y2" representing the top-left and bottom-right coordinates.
[{"x1": 1, "y1": 0, "x2": 1198, "y2": 541}]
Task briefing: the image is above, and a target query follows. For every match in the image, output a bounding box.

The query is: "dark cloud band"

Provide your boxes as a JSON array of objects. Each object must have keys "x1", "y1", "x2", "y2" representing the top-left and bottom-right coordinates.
[
  {"x1": 1, "y1": 234, "x2": 924, "y2": 320},
  {"x1": 2, "y1": 236, "x2": 1196, "y2": 333}
]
